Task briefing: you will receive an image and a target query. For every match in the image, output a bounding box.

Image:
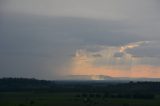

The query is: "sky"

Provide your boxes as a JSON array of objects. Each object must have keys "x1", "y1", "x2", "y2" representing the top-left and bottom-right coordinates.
[{"x1": 0, "y1": 0, "x2": 160, "y2": 79}]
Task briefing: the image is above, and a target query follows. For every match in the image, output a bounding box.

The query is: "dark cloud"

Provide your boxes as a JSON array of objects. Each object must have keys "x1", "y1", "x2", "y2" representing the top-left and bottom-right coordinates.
[
  {"x1": 1, "y1": 14, "x2": 141, "y2": 79},
  {"x1": 126, "y1": 41, "x2": 160, "y2": 58},
  {"x1": 92, "y1": 54, "x2": 102, "y2": 58},
  {"x1": 0, "y1": 0, "x2": 160, "y2": 79},
  {"x1": 0, "y1": 14, "x2": 160, "y2": 79},
  {"x1": 113, "y1": 52, "x2": 124, "y2": 58}
]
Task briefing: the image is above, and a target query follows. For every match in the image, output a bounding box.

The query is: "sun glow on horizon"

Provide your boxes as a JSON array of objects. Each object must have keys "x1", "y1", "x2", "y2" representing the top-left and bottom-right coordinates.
[{"x1": 70, "y1": 42, "x2": 160, "y2": 78}]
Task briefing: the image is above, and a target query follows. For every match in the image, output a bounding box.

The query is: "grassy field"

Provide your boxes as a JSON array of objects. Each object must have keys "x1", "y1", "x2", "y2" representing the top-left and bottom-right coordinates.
[{"x1": 1, "y1": 92, "x2": 160, "y2": 106}]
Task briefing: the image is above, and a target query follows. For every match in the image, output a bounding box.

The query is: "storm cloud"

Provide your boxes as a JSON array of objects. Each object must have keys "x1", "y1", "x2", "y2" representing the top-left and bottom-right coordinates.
[{"x1": 0, "y1": 0, "x2": 160, "y2": 79}]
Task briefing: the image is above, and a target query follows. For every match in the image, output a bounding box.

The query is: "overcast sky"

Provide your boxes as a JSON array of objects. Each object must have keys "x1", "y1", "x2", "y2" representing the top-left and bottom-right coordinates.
[{"x1": 0, "y1": 0, "x2": 160, "y2": 79}]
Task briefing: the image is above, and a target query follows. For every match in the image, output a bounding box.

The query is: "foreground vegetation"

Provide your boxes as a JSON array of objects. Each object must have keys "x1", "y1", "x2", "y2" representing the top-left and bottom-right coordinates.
[
  {"x1": 1, "y1": 92, "x2": 160, "y2": 106},
  {"x1": 1, "y1": 78, "x2": 160, "y2": 106}
]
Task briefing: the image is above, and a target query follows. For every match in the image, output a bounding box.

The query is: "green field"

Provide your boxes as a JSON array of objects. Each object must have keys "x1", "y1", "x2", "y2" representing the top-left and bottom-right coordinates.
[{"x1": 1, "y1": 92, "x2": 160, "y2": 106}]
